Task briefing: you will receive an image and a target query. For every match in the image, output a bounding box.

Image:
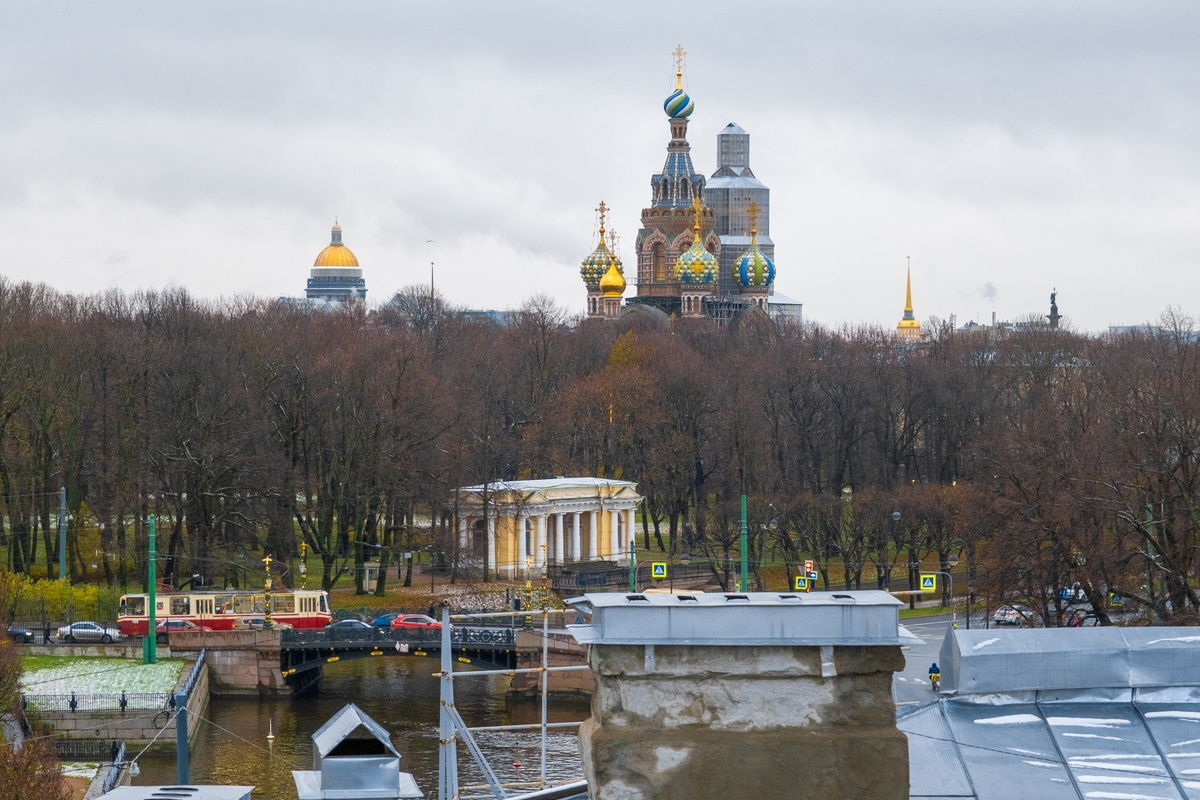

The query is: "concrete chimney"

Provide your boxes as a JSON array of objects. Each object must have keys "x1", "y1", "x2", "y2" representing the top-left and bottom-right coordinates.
[{"x1": 567, "y1": 591, "x2": 908, "y2": 800}]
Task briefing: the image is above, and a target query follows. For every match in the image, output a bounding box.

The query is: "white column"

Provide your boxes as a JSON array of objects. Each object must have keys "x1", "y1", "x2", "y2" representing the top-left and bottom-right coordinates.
[
  {"x1": 486, "y1": 516, "x2": 496, "y2": 573},
  {"x1": 627, "y1": 508, "x2": 637, "y2": 554},
  {"x1": 536, "y1": 515, "x2": 547, "y2": 567},
  {"x1": 554, "y1": 513, "x2": 565, "y2": 565},
  {"x1": 589, "y1": 510, "x2": 599, "y2": 560},
  {"x1": 572, "y1": 513, "x2": 581, "y2": 563},
  {"x1": 612, "y1": 509, "x2": 622, "y2": 561},
  {"x1": 517, "y1": 514, "x2": 527, "y2": 577}
]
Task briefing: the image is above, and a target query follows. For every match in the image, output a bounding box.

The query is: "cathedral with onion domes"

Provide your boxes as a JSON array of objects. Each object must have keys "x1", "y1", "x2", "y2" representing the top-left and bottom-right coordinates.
[{"x1": 580, "y1": 46, "x2": 799, "y2": 325}]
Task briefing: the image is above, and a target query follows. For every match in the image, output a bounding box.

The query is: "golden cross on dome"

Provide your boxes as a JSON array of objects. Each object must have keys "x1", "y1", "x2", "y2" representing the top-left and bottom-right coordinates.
[
  {"x1": 747, "y1": 201, "x2": 760, "y2": 237},
  {"x1": 597, "y1": 200, "x2": 607, "y2": 236},
  {"x1": 691, "y1": 196, "x2": 704, "y2": 234},
  {"x1": 673, "y1": 45, "x2": 687, "y2": 89}
]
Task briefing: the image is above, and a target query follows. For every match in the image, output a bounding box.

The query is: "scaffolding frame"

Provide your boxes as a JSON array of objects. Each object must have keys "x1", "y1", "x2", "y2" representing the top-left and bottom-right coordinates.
[{"x1": 436, "y1": 608, "x2": 588, "y2": 800}]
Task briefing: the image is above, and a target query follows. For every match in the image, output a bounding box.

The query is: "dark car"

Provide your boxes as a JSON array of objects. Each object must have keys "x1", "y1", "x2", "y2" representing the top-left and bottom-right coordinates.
[
  {"x1": 371, "y1": 613, "x2": 400, "y2": 630},
  {"x1": 326, "y1": 619, "x2": 373, "y2": 635},
  {"x1": 6, "y1": 624, "x2": 33, "y2": 644}
]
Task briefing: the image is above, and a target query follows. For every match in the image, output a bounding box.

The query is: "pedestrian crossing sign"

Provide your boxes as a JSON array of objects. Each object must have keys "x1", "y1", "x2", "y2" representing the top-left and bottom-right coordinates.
[
  {"x1": 651, "y1": 562, "x2": 668, "y2": 579},
  {"x1": 920, "y1": 574, "x2": 937, "y2": 591},
  {"x1": 794, "y1": 575, "x2": 809, "y2": 591}
]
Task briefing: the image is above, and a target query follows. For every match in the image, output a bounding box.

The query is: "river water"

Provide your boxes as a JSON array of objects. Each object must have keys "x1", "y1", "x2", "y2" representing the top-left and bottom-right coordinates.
[{"x1": 134, "y1": 655, "x2": 591, "y2": 799}]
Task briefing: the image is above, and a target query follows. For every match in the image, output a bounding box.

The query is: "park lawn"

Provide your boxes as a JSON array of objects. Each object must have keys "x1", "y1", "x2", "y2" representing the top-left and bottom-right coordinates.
[{"x1": 21, "y1": 655, "x2": 184, "y2": 697}]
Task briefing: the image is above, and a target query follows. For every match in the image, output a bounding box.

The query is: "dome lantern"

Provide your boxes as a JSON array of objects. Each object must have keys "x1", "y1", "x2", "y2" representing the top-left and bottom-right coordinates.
[{"x1": 314, "y1": 219, "x2": 360, "y2": 268}]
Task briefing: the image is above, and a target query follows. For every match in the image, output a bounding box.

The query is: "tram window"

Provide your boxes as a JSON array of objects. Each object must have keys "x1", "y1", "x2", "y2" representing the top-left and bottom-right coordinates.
[
  {"x1": 214, "y1": 595, "x2": 233, "y2": 614},
  {"x1": 272, "y1": 594, "x2": 294, "y2": 614},
  {"x1": 124, "y1": 596, "x2": 145, "y2": 616},
  {"x1": 234, "y1": 595, "x2": 255, "y2": 614},
  {"x1": 319, "y1": 594, "x2": 328, "y2": 613},
  {"x1": 170, "y1": 596, "x2": 190, "y2": 615}
]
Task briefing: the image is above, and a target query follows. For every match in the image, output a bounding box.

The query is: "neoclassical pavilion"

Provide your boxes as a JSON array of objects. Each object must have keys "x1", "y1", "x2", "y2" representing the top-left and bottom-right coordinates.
[{"x1": 455, "y1": 478, "x2": 641, "y2": 578}]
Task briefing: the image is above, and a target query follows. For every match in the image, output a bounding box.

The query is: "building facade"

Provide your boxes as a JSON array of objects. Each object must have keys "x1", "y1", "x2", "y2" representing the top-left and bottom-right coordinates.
[
  {"x1": 306, "y1": 222, "x2": 367, "y2": 304},
  {"x1": 455, "y1": 478, "x2": 641, "y2": 579},
  {"x1": 580, "y1": 48, "x2": 795, "y2": 326}
]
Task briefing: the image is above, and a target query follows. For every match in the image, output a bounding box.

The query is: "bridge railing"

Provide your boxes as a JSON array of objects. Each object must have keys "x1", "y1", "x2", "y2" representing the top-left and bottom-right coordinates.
[{"x1": 280, "y1": 626, "x2": 516, "y2": 649}]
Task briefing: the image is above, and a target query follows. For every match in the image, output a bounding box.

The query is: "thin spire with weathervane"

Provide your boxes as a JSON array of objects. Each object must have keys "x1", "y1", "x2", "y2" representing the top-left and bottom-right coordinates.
[{"x1": 897, "y1": 256, "x2": 921, "y2": 339}]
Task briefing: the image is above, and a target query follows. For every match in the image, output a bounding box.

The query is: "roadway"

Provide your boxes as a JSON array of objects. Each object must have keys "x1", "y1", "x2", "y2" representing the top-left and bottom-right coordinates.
[{"x1": 895, "y1": 612, "x2": 957, "y2": 707}]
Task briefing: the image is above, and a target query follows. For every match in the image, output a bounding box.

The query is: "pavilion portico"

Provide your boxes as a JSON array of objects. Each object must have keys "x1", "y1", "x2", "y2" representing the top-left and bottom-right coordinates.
[{"x1": 455, "y1": 478, "x2": 641, "y2": 579}]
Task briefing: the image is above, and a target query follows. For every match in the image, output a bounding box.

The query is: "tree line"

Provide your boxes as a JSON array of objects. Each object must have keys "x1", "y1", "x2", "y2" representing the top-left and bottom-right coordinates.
[{"x1": 0, "y1": 276, "x2": 1197, "y2": 625}]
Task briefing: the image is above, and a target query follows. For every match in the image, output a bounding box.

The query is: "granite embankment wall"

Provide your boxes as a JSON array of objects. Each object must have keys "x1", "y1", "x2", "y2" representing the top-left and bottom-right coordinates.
[
  {"x1": 169, "y1": 630, "x2": 289, "y2": 696},
  {"x1": 29, "y1": 658, "x2": 209, "y2": 746},
  {"x1": 509, "y1": 629, "x2": 593, "y2": 697}
]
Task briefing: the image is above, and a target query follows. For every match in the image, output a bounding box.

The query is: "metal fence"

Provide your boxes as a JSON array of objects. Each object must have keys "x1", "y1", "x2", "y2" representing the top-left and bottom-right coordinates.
[
  {"x1": 281, "y1": 626, "x2": 516, "y2": 648},
  {"x1": 55, "y1": 738, "x2": 124, "y2": 763},
  {"x1": 21, "y1": 691, "x2": 172, "y2": 713}
]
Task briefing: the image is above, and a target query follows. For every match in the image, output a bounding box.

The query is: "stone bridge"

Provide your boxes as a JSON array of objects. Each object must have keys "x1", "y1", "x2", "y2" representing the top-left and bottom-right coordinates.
[{"x1": 169, "y1": 626, "x2": 519, "y2": 696}]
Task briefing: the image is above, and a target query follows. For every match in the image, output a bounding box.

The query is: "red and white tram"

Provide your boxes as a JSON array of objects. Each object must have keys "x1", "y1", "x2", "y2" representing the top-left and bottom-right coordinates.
[{"x1": 117, "y1": 589, "x2": 331, "y2": 635}]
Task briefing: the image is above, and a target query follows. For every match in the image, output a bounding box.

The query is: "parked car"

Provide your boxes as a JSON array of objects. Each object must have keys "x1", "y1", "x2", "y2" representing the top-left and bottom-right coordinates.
[
  {"x1": 6, "y1": 624, "x2": 33, "y2": 644},
  {"x1": 390, "y1": 614, "x2": 447, "y2": 632},
  {"x1": 56, "y1": 621, "x2": 123, "y2": 643},
  {"x1": 232, "y1": 616, "x2": 293, "y2": 631},
  {"x1": 155, "y1": 619, "x2": 211, "y2": 644},
  {"x1": 326, "y1": 619, "x2": 374, "y2": 635},
  {"x1": 992, "y1": 604, "x2": 1033, "y2": 626},
  {"x1": 370, "y1": 613, "x2": 400, "y2": 630}
]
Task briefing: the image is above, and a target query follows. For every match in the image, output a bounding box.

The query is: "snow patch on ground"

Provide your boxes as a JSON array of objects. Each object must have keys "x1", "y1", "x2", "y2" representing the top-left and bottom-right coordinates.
[
  {"x1": 61, "y1": 763, "x2": 100, "y2": 779},
  {"x1": 20, "y1": 656, "x2": 184, "y2": 709}
]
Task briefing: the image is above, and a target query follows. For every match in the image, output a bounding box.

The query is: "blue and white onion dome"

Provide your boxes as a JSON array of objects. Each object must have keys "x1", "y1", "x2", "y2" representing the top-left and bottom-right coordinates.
[
  {"x1": 581, "y1": 237, "x2": 621, "y2": 288},
  {"x1": 736, "y1": 242, "x2": 776, "y2": 288},
  {"x1": 675, "y1": 237, "x2": 718, "y2": 285},
  {"x1": 663, "y1": 87, "x2": 694, "y2": 118}
]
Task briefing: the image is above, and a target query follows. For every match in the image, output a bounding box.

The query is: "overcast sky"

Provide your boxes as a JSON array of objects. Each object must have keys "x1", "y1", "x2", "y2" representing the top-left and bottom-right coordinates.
[{"x1": 3, "y1": 2, "x2": 1199, "y2": 331}]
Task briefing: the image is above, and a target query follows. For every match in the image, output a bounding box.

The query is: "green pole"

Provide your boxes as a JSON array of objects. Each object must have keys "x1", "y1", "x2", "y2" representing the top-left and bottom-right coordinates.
[
  {"x1": 59, "y1": 487, "x2": 67, "y2": 581},
  {"x1": 740, "y1": 494, "x2": 749, "y2": 592},
  {"x1": 146, "y1": 514, "x2": 157, "y2": 664},
  {"x1": 629, "y1": 535, "x2": 637, "y2": 593}
]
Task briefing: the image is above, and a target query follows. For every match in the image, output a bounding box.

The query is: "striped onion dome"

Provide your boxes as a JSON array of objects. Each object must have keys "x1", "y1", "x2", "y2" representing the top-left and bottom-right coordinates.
[
  {"x1": 736, "y1": 242, "x2": 775, "y2": 288},
  {"x1": 663, "y1": 87, "x2": 694, "y2": 118}
]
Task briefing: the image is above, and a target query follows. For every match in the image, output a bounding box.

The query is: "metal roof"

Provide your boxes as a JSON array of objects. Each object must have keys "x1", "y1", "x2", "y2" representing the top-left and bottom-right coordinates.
[
  {"x1": 566, "y1": 590, "x2": 904, "y2": 646},
  {"x1": 941, "y1": 628, "x2": 1200, "y2": 697},
  {"x1": 310, "y1": 703, "x2": 400, "y2": 765},
  {"x1": 100, "y1": 788, "x2": 253, "y2": 800}
]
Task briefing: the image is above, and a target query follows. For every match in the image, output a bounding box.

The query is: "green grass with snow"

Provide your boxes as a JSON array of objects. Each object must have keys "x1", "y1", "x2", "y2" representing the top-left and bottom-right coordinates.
[{"x1": 20, "y1": 655, "x2": 185, "y2": 708}]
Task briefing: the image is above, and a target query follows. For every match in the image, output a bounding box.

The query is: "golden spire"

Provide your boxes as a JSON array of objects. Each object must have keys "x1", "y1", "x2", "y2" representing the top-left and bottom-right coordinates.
[
  {"x1": 905, "y1": 255, "x2": 913, "y2": 314},
  {"x1": 747, "y1": 200, "x2": 760, "y2": 240},
  {"x1": 691, "y1": 195, "x2": 704, "y2": 237},
  {"x1": 673, "y1": 45, "x2": 686, "y2": 90},
  {"x1": 597, "y1": 200, "x2": 607, "y2": 242}
]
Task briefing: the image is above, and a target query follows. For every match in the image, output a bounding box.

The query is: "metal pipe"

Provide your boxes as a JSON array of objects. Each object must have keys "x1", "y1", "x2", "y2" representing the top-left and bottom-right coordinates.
[
  {"x1": 438, "y1": 606, "x2": 456, "y2": 800},
  {"x1": 740, "y1": 494, "x2": 749, "y2": 592},
  {"x1": 174, "y1": 690, "x2": 188, "y2": 784},
  {"x1": 448, "y1": 665, "x2": 590, "y2": 679},
  {"x1": 541, "y1": 599, "x2": 549, "y2": 789},
  {"x1": 146, "y1": 515, "x2": 157, "y2": 665},
  {"x1": 466, "y1": 722, "x2": 583, "y2": 733}
]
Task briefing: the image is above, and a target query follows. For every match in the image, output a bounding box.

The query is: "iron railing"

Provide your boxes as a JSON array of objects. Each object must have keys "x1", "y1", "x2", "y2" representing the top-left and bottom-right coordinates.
[
  {"x1": 281, "y1": 626, "x2": 516, "y2": 649},
  {"x1": 22, "y1": 691, "x2": 172, "y2": 713}
]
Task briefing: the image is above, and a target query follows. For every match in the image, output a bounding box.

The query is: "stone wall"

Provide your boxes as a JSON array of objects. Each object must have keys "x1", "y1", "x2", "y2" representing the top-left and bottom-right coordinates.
[
  {"x1": 509, "y1": 629, "x2": 594, "y2": 697},
  {"x1": 169, "y1": 630, "x2": 289, "y2": 696},
  {"x1": 579, "y1": 643, "x2": 908, "y2": 800}
]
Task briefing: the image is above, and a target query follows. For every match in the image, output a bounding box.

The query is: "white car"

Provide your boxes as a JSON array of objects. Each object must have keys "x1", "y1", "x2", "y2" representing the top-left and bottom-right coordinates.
[
  {"x1": 991, "y1": 604, "x2": 1033, "y2": 626},
  {"x1": 56, "y1": 621, "x2": 124, "y2": 643}
]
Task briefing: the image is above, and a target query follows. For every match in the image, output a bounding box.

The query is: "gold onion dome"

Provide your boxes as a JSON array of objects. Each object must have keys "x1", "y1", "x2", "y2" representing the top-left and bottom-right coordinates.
[
  {"x1": 600, "y1": 258, "x2": 626, "y2": 297},
  {"x1": 675, "y1": 198, "x2": 718, "y2": 285},
  {"x1": 314, "y1": 222, "x2": 359, "y2": 268}
]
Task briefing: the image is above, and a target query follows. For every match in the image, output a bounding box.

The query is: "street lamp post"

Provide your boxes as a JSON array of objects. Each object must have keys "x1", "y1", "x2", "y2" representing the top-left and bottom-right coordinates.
[
  {"x1": 739, "y1": 495, "x2": 748, "y2": 593},
  {"x1": 262, "y1": 555, "x2": 274, "y2": 629},
  {"x1": 671, "y1": 553, "x2": 691, "y2": 594},
  {"x1": 145, "y1": 513, "x2": 157, "y2": 665}
]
